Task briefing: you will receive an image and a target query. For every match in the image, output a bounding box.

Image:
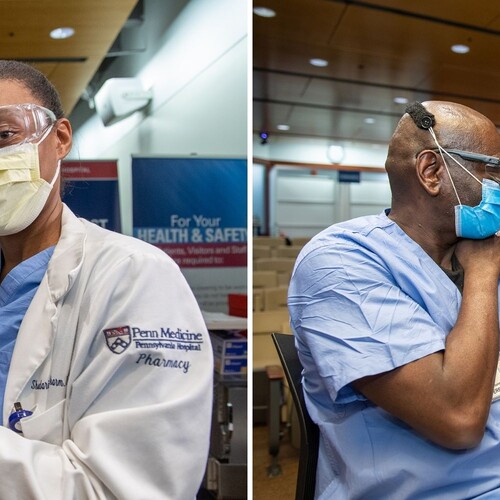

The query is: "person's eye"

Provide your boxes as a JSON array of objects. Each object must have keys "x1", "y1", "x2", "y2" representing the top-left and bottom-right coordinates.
[{"x1": 0, "y1": 130, "x2": 16, "y2": 141}]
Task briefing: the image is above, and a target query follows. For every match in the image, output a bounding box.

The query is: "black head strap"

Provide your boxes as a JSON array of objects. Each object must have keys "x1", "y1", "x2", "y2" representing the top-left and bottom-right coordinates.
[{"x1": 405, "y1": 101, "x2": 435, "y2": 130}]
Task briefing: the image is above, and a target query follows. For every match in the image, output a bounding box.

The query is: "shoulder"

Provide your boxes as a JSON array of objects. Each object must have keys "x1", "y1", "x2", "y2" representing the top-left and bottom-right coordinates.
[
  {"x1": 296, "y1": 212, "x2": 394, "y2": 267},
  {"x1": 289, "y1": 211, "x2": 408, "y2": 299},
  {"x1": 81, "y1": 218, "x2": 178, "y2": 269}
]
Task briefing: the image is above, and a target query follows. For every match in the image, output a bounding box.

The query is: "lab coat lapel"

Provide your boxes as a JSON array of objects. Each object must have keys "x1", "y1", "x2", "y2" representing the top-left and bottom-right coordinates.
[
  {"x1": 3, "y1": 205, "x2": 86, "y2": 424},
  {"x1": 3, "y1": 282, "x2": 57, "y2": 424}
]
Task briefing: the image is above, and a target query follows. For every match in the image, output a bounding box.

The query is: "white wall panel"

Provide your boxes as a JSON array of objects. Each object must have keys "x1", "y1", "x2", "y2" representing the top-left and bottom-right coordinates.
[
  {"x1": 350, "y1": 204, "x2": 387, "y2": 219},
  {"x1": 277, "y1": 176, "x2": 336, "y2": 203},
  {"x1": 277, "y1": 202, "x2": 334, "y2": 226},
  {"x1": 274, "y1": 174, "x2": 336, "y2": 237},
  {"x1": 350, "y1": 179, "x2": 391, "y2": 204}
]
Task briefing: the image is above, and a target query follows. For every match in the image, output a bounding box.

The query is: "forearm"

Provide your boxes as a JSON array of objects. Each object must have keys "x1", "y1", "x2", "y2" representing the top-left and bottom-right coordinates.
[
  {"x1": 0, "y1": 430, "x2": 96, "y2": 499},
  {"x1": 353, "y1": 268, "x2": 500, "y2": 449},
  {"x1": 442, "y1": 267, "x2": 499, "y2": 411}
]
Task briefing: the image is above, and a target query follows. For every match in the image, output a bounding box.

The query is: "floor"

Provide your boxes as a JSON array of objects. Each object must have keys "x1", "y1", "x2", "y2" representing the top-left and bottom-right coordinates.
[{"x1": 252, "y1": 424, "x2": 299, "y2": 499}]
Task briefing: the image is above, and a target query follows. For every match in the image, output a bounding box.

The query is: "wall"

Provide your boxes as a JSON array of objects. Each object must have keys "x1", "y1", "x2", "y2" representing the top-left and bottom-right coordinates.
[
  {"x1": 253, "y1": 134, "x2": 388, "y2": 167},
  {"x1": 253, "y1": 134, "x2": 392, "y2": 237},
  {"x1": 68, "y1": 0, "x2": 248, "y2": 312},
  {"x1": 69, "y1": 0, "x2": 248, "y2": 235}
]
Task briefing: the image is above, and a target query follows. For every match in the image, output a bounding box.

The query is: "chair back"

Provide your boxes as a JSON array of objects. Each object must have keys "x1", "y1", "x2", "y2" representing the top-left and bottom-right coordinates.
[{"x1": 272, "y1": 333, "x2": 319, "y2": 500}]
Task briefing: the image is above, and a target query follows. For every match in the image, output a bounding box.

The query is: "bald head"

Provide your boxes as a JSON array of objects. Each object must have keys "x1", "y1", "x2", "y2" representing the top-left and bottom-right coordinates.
[{"x1": 386, "y1": 101, "x2": 498, "y2": 196}]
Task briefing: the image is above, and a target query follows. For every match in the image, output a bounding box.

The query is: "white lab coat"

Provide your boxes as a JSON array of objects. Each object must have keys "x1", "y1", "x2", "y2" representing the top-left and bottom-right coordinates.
[{"x1": 0, "y1": 205, "x2": 213, "y2": 499}]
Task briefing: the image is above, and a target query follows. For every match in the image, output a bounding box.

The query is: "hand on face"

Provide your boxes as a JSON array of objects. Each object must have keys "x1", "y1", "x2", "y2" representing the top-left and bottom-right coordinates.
[{"x1": 455, "y1": 234, "x2": 500, "y2": 276}]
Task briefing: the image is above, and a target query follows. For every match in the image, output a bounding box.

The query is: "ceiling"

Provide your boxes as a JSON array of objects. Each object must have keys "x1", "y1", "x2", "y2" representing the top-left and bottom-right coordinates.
[
  {"x1": 253, "y1": 0, "x2": 500, "y2": 146},
  {"x1": 0, "y1": 0, "x2": 139, "y2": 116}
]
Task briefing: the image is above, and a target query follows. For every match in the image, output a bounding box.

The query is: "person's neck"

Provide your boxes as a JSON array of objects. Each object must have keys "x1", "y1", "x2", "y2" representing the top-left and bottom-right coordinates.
[
  {"x1": 388, "y1": 208, "x2": 457, "y2": 270},
  {"x1": 0, "y1": 201, "x2": 63, "y2": 282}
]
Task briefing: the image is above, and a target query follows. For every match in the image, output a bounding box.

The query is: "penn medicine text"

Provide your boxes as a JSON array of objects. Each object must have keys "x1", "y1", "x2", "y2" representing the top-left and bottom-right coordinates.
[{"x1": 132, "y1": 327, "x2": 203, "y2": 341}]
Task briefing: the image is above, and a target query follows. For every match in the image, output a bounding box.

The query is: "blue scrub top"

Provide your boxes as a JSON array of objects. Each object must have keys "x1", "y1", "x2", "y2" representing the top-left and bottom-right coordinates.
[
  {"x1": 0, "y1": 246, "x2": 54, "y2": 425},
  {"x1": 288, "y1": 211, "x2": 500, "y2": 499}
]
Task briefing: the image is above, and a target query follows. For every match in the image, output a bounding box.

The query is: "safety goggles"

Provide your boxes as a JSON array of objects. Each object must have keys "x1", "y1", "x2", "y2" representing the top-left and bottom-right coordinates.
[
  {"x1": 433, "y1": 148, "x2": 500, "y2": 168},
  {"x1": 0, "y1": 103, "x2": 56, "y2": 149}
]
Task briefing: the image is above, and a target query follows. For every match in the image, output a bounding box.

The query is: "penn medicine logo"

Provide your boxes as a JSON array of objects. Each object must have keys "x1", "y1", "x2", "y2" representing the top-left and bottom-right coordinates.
[{"x1": 103, "y1": 326, "x2": 131, "y2": 354}]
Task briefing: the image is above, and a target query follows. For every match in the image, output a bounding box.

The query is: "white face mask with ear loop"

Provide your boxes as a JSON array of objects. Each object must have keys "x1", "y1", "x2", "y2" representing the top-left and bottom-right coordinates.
[{"x1": 0, "y1": 124, "x2": 60, "y2": 236}]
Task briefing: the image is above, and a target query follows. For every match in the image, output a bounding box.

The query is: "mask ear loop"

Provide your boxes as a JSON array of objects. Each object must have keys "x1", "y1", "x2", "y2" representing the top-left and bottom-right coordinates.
[
  {"x1": 427, "y1": 127, "x2": 464, "y2": 206},
  {"x1": 49, "y1": 160, "x2": 61, "y2": 188},
  {"x1": 35, "y1": 124, "x2": 60, "y2": 187}
]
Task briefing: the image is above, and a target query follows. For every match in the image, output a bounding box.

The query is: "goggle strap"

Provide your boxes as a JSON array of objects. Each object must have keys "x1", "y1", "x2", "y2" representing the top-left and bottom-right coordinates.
[{"x1": 36, "y1": 123, "x2": 54, "y2": 145}]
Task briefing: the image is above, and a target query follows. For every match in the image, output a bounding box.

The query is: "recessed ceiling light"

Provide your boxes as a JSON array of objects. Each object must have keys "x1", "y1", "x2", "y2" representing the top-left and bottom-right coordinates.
[
  {"x1": 50, "y1": 27, "x2": 75, "y2": 39},
  {"x1": 364, "y1": 117, "x2": 376, "y2": 124},
  {"x1": 253, "y1": 7, "x2": 276, "y2": 17},
  {"x1": 277, "y1": 124, "x2": 290, "y2": 131},
  {"x1": 394, "y1": 97, "x2": 409, "y2": 104},
  {"x1": 309, "y1": 58, "x2": 328, "y2": 67},
  {"x1": 451, "y1": 44, "x2": 470, "y2": 54}
]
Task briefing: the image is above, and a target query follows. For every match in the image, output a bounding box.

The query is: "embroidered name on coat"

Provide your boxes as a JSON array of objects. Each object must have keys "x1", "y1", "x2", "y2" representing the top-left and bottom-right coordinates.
[{"x1": 31, "y1": 377, "x2": 66, "y2": 390}]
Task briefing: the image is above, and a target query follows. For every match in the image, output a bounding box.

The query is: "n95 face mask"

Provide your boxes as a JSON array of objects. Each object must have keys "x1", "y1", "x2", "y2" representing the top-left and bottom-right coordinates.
[{"x1": 0, "y1": 124, "x2": 59, "y2": 236}]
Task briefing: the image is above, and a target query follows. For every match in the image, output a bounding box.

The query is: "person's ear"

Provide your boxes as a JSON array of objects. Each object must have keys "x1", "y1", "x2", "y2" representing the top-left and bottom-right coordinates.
[
  {"x1": 54, "y1": 118, "x2": 73, "y2": 160},
  {"x1": 415, "y1": 150, "x2": 443, "y2": 196}
]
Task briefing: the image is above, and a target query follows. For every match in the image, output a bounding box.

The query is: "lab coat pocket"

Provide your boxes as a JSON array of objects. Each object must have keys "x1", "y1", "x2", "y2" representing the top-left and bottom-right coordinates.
[{"x1": 20, "y1": 398, "x2": 66, "y2": 445}]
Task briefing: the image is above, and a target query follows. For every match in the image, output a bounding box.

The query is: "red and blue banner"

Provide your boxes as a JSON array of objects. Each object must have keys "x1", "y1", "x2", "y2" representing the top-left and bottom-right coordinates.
[
  {"x1": 61, "y1": 160, "x2": 121, "y2": 232},
  {"x1": 132, "y1": 157, "x2": 247, "y2": 268}
]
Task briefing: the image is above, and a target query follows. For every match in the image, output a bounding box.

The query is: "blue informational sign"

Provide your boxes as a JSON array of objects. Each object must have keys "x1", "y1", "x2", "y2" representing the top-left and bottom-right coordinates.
[
  {"x1": 132, "y1": 157, "x2": 247, "y2": 268},
  {"x1": 338, "y1": 170, "x2": 361, "y2": 183},
  {"x1": 62, "y1": 160, "x2": 121, "y2": 232}
]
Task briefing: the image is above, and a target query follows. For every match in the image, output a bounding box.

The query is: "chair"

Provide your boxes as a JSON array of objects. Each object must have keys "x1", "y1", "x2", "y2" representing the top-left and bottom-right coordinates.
[
  {"x1": 263, "y1": 286, "x2": 288, "y2": 311},
  {"x1": 272, "y1": 333, "x2": 319, "y2": 500},
  {"x1": 291, "y1": 237, "x2": 311, "y2": 247},
  {"x1": 253, "y1": 270, "x2": 279, "y2": 289},
  {"x1": 254, "y1": 259, "x2": 295, "y2": 288},
  {"x1": 253, "y1": 288, "x2": 264, "y2": 312},
  {"x1": 254, "y1": 236, "x2": 285, "y2": 248},
  {"x1": 266, "y1": 364, "x2": 285, "y2": 477},
  {"x1": 276, "y1": 245, "x2": 303, "y2": 259},
  {"x1": 253, "y1": 245, "x2": 272, "y2": 259}
]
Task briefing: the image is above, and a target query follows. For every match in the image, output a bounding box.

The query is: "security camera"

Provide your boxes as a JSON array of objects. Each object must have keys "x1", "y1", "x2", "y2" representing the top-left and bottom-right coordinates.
[{"x1": 259, "y1": 131, "x2": 269, "y2": 145}]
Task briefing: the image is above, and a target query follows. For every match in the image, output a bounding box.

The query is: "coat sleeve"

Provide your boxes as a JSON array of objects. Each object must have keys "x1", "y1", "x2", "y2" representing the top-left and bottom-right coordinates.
[{"x1": 0, "y1": 249, "x2": 214, "y2": 500}]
